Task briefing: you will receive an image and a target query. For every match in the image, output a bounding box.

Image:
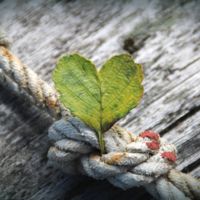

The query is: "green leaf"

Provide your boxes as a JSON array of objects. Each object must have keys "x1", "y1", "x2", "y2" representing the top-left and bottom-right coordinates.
[
  {"x1": 53, "y1": 54, "x2": 143, "y2": 153},
  {"x1": 99, "y1": 55, "x2": 144, "y2": 132}
]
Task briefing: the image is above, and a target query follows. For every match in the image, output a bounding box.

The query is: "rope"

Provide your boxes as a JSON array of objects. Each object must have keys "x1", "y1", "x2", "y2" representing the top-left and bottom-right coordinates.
[
  {"x1": 0, "y1": 32, "x2": 70, "y2": 118},
  {"x1": 0, "y1": 29, "x2": 10, "y2": 48},
  {"x1": 0, "y1": 31, "x2": 199, "y2": 200},
  {"x1": 48, "y1": 118, "x2": 200, "y2": 200}
]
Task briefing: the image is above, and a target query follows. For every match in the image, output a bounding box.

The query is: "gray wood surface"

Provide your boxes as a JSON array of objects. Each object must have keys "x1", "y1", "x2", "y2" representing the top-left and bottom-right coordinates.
[{"x1": 0, "y1": 0, "x2": 199, "y2": 199}]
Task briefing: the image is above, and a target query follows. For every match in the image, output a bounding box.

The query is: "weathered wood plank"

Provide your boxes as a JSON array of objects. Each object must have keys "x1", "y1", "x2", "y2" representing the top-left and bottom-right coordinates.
[
  {"x1": 163, "y1": 111, "x2": 200, "y2": 175},
  {"x1": 0, "y1": 0, "x2": 200, "y2": 199},
  {"x1": 121, "y1": 62, "x2": 200, "y2": 133}
]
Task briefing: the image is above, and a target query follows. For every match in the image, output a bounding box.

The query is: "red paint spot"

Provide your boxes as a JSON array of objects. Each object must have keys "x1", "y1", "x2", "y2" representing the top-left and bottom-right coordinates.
[
  {"x1": 161, "y1": 152, "x2": 176, "y2": 162},
  {"x1": 146, "y1": 141, "x2": 160, "y2": 150},
  {"x1": 140, "y1": 130, "x2": 160, "y2": 141}
]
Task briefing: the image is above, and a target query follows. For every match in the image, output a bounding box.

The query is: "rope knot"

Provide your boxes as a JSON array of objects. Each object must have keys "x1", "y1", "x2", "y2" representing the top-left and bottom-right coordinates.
[
  {"x1": 48, "y1": 118, "x2": 177, "y2": 188},
  {"x1": 48, "y1": 119, "x2": 200, "y2": 199}
]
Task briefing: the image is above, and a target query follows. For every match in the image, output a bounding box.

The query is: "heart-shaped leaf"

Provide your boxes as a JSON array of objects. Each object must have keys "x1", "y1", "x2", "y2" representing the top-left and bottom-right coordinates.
[{"x1": 53, "y1": 54, "x2": 143, "y2": 153}]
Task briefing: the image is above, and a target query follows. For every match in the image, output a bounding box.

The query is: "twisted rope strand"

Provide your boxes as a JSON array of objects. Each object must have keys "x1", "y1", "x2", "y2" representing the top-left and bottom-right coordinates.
[
  {"x1": 0, "y1": 38, "x2": 70, "y2": 118},
  {"x1": 0, "y1": 30, "x2": 10, "y2": 48},
  {"x1": 0, "y1": 33, "x2": 199, "y2": 199}
]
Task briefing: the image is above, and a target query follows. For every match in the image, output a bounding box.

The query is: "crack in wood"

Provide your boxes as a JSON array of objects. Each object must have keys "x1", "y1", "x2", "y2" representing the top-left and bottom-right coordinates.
[
  {"x1": 182, "y1": 158, "x2": 200, "y2": 174},
  {"x1": 160, "y1": 105, "x2": 200, "y2": 136}
]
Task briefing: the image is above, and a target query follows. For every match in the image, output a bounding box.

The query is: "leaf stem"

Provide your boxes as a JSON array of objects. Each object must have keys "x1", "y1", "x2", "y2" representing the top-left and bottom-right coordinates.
[
  {"x1": 98, "y1": 73, "x2": 105, "y2": 155},
  {"x1": 98, "y1": 130, "x2": 105, "y2": 155}
]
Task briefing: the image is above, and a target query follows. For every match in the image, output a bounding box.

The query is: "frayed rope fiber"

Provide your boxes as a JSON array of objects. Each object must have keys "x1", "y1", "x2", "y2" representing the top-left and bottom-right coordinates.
[{"x1": 0, "y1": 33, "x2": 199, "y2": 200}]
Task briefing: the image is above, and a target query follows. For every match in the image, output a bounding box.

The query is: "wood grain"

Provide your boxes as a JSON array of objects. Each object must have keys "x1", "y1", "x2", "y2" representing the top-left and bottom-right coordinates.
[{"x1": 0, "y1": 0, "x2": 199, "y2": 199}]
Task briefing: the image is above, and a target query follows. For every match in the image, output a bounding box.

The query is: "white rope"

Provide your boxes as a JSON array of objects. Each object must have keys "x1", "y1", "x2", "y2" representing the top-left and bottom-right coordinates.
[
  {"x1": 48, "y1": 118, "x2": 200, "y2": 200},
  {"x1": 0, "y1": 32, "x2": 199, "y2": 200}
]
